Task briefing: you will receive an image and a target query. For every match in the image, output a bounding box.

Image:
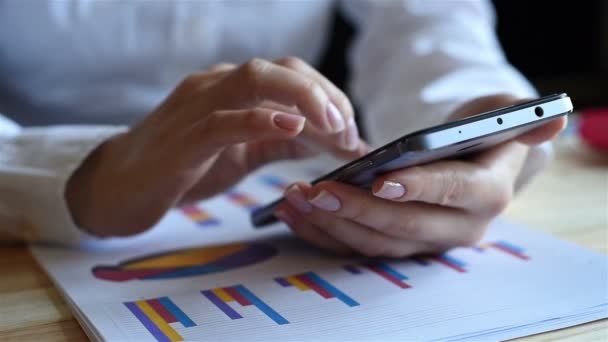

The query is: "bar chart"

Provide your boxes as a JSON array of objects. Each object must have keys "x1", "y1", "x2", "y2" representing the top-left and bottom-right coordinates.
[
  {"x1": 275, "y1": 271, "x2": 359, "y2": 307},
  {"x1": 124, "y1": 296, "x2": 196, "y2": 342},
  {"x1": 344, "y1": 261, "x2": 412, "y2": 289},
  {"x1": 225, "y1": 189, "x2": 261, "y2": 212},
  {"x1": 202, "y1": 284, "x2": 289, "y2": 325},
  {"x1": 179, "y1": 204, "x2": 218, "y2": 227}
]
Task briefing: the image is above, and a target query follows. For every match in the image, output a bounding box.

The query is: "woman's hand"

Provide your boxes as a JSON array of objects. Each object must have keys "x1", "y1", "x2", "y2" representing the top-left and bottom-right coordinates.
[
  {"x1": 66, "y1": 57, "x2": 367, "y2": 237},
  {"x1": 276, "y1": 94, "x2": 567, "y2": 257}
]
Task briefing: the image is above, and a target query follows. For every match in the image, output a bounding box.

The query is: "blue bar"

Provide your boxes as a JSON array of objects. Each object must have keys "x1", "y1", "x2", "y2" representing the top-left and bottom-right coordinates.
[
  {"x1": 375, "y1": 262, "x2": 408, "y2": 280},
  {"x1": 261, "y1": 175, "x2": 287, "y2": 190},
  {"x1": 234, "y1": 285, "x2": 289, "y2": 325},
  {"x1": 440, "y1": 254, "x2": 466, "y2": 268},
  {"x1": 305, "y1": 272, "x2": 359, "y2": 307},
  {"x1": 158, "y1": 297, "x2": 196, "y2": 327},
  {"x1": 496, "y1": 241, "x2": 525, "y2": 253}
]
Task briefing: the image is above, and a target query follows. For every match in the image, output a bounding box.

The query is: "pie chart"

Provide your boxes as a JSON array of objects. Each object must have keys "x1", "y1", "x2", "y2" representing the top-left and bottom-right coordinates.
[{"x1": 92, "y1": 242, "x2": 277, "y2": 282}]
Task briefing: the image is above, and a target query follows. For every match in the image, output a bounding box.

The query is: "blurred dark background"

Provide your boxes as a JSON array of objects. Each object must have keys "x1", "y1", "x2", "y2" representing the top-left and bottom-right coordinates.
[
  {"x1": 493, "y1": 1, "x2": 607, "y2": 109},
  {"x1": 319, "y1": 1, "x2": 608, "y2": 110}
]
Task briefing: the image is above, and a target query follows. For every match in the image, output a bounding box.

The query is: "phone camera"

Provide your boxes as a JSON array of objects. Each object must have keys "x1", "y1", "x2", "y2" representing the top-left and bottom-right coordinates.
[
  {"x1": 497, "y1": 117, "x2": 503, "y2": 125},
  {"x1": 535, "y1": 106, "x2": 544, "y2": 117}
]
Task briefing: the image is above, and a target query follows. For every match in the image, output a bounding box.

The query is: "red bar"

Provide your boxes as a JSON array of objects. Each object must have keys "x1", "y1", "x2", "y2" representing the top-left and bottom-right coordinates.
[
  {"x1": 223, "y1": 287, "x2": 252, "y2": 306},
  {"x1": 491, "y1": 244, "x2": 530, "y2": 260},
  {"x1": 433, "y1": 258, "x2": 466, "y2": 273},
  {"x1": 366, "y1": 265, "x2": 411, "y2": 289},
  {"x1": 146, "y1": 298, "x2": 178, "y2": 323},
  {"x1": 181, "y1": 205, "x2": 200, "y2": 215},
  {"x1": 92, "y1": 266, "x2": 179, "y2": 281},
  {"x1": 295, "y1": 274, "x2": 334, "y2": 298}
]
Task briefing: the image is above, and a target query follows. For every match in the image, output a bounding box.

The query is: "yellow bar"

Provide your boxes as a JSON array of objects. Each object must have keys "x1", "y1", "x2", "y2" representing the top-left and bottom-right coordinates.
[
  {"x1": 213, "y1": 288, "x2": 234, "y2": 302},
  {"x1": 190, "y1": 212, "x2": 211, "y2": 221},
  {"x1": 477, "y1": 243, "x2": 491, "y2": 250},
  {"x1": 126, "y1": 244, "x2": 244, "y2": 269},
  {"x1": 136, "y1": 301, "x2": 183, "y2": 342},
  {"x1": 286, "y1": 276, "x2": 309, "y2": 291}
]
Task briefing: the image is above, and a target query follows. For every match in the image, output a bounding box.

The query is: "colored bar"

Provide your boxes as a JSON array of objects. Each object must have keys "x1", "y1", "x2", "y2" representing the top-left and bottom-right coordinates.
[
  {"x1": 212, "y1": 288, "x2": 234, "y2": 302},
  {"x1": 295, "y1": 274, "x2": 334, "y2": 298},
  {"x1": 180, "y1": 206, "x2": 217, "y2": 226},
  {"x1": 234, "y1": 285, "x2": 289, "y2": 325},
  {"x1": 286, "y1": 276, "x2": 310, "y2": 291},
  {"x1": 343, "y1": 265, "x2": 361, "y2": 274},
  {"x1": 157, "y1": 297, "x2": 196, "y2": 328},
  {"x1": 275, "y1": 277, "x2": 292, "y2": 287},
  {"x1": 261, "y1": 175, "x2": 288, "y2": 191},
  {"x1": 492, "y1": 243, "x2": 530, "y2": 260},
  {"x1": 495, "y1": 241, "x2": 525, "y2": 254},
  {"x1": 226, "y1": 191, "x2": 260, "y2": 211},
  {"x1": 224, "y1": 286, "x2": 253, "y2": 306},
  {"x1": 441, "y1": 255, "x2": 466, "y2": 268},
  {"x1": 472, "y1": 246, "x2": 486, "y2": 252},
  {"x1": 374, "y1": 262, "x2": 408, "y2": 280},
  {"x1": 136, "y1": 301, "x2": 183, "y2": 341},
  {"x1": 412, "y1": 257, "x2": 430, "y2": 266},
  {"x1": 147, "y1": 298, "x2": 177, "y2": 323},
  {"x1": 305, "y1": 272, "x2": 359, "y2": 307},
  {"x1": 202, "y1": 290, "x2": 242, "y2": 320},
  {"x1": 366, "y1": 264, "x2": 411, "y2": 289},
  {"x1": 125, "y1": 302, "x2": 171, "y2": 342},
  {"x1": 433, "y1": 255, "x2": 466, "y2": 273}
]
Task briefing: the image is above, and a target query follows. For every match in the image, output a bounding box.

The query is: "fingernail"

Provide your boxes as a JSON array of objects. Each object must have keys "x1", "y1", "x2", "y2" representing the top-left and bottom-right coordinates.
[
  {"x1": 373, "y1": 181, "x2": 406, "y2": 199},
  {"x1": 326, "y1": 102, "x2": 345, "y2": 133},
  {"x1": 273, "y1": 112, "x2": 305, "y2": 132},
  {"x1": 309, "y1": 189, "x2": 341, "y2": 211},
  {"x1": 274, "y1": 209, "x2": 294, "y2": 226},
  {"x1": 341, "y1": 117, "x2": 359, "y2": 150},
  {"x1": 285, "y1": 184, "x2": 312, "y2": 213}
]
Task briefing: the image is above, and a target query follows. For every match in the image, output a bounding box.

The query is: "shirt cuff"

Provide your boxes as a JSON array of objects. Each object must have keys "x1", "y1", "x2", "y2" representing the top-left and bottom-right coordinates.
[{"x1": 16, "y1": 126, "x2": 128, "y2": 246}]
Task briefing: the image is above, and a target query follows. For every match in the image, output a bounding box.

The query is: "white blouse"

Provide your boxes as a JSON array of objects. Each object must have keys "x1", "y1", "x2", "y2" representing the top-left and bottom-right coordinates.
[{"x1": 0, "y1": 0, "x2": 536, "y2": 245}]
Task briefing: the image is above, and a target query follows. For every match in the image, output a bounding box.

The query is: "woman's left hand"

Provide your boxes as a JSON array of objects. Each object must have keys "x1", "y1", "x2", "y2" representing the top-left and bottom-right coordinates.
[{"x1": 275, "y1": 94, "x2": 567, "y2": 257}]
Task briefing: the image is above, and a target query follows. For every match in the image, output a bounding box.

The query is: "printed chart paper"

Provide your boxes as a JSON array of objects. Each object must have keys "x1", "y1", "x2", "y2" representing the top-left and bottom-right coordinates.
[{"x1": 30, "y1": 158, "x2": 608, "y2": 341}]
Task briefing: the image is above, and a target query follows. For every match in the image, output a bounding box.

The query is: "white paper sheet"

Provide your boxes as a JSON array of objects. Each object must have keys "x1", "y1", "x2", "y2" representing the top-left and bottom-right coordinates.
[{"x1": 30, "y1": 158, "x2": 608, "y2": 341}]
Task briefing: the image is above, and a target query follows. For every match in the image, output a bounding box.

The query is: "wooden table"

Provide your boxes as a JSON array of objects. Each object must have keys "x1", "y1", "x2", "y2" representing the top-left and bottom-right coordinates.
[{"x1": 0, "y1": 133, "x2": 606, "y2": 341}]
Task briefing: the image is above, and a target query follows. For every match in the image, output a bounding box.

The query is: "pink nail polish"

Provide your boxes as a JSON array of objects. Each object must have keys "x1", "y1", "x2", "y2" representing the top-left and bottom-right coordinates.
[
  {"x1": 273, "y1": 112, "x2": 305, "y2": 132},
  {"x1": 342, "y1": 118, "x2": 359, "y2": 150},
  {"x1": 309, "y1": 189, "x2": 341, "y2": 211},
  {"x1": 326, "y1": 102, "x2": 345, "y2": 133},
  {"x1": 285, "y1": 184, "x2": 312, "y2": 213},
  {"x1": 374, "y1": 181, "x2": 405, "y2": 199}
]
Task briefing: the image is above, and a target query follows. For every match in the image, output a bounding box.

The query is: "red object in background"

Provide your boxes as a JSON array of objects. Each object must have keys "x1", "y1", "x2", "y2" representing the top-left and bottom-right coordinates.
[{"x1": 579, "y1": 108, "x2": 608, "y2": 152}]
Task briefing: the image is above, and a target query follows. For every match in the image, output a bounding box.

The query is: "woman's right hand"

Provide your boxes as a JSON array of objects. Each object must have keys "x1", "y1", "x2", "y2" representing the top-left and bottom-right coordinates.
[{"x1": 66, "y1": 57, "x2": 367, "y2": 238}]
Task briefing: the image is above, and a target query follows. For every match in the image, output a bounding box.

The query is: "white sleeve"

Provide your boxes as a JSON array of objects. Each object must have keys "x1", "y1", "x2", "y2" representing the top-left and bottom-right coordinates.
[
  {"x1": 0, "y1": 114, "x2": 127, "y2": 246},
  {"x1": 341, "y1": 0, "x2": 538, "y2": 146}
]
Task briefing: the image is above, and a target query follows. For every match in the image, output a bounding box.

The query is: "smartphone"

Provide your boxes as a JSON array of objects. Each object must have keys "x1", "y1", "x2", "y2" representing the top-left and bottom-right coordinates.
[{"x1": 252, "y1": 93, "x2": 573, "y2": 227}]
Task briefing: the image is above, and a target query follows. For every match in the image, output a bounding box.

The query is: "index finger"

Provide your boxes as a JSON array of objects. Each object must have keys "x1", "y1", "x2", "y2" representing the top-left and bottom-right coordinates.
[{"x1": 220, "y1": 58, "x2": 345, "y2": 134}]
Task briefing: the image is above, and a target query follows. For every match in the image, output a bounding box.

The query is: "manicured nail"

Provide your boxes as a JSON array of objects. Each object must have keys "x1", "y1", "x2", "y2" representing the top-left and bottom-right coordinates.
[
  {"x1": 373, "y1": 181, "x2": 405, "y2": 199},
  {"x1": 309, "y1": 189, "x2": 341, "y2": 211},
  {"x1": 326, "y1": 102, "x2": 345, "y2": 133},
  {"x1": 274, "y1": 209, "x2": 294, "y2": 226},
  {"x1": 285, "y1": 184, "x2": 312, "y2": 213},
  {"x1": 273, "y1": 112, "x2": 305, "y2": 132},
  {"x1": 341, "y1": 117, "x2": 359, "y2": 150}
]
